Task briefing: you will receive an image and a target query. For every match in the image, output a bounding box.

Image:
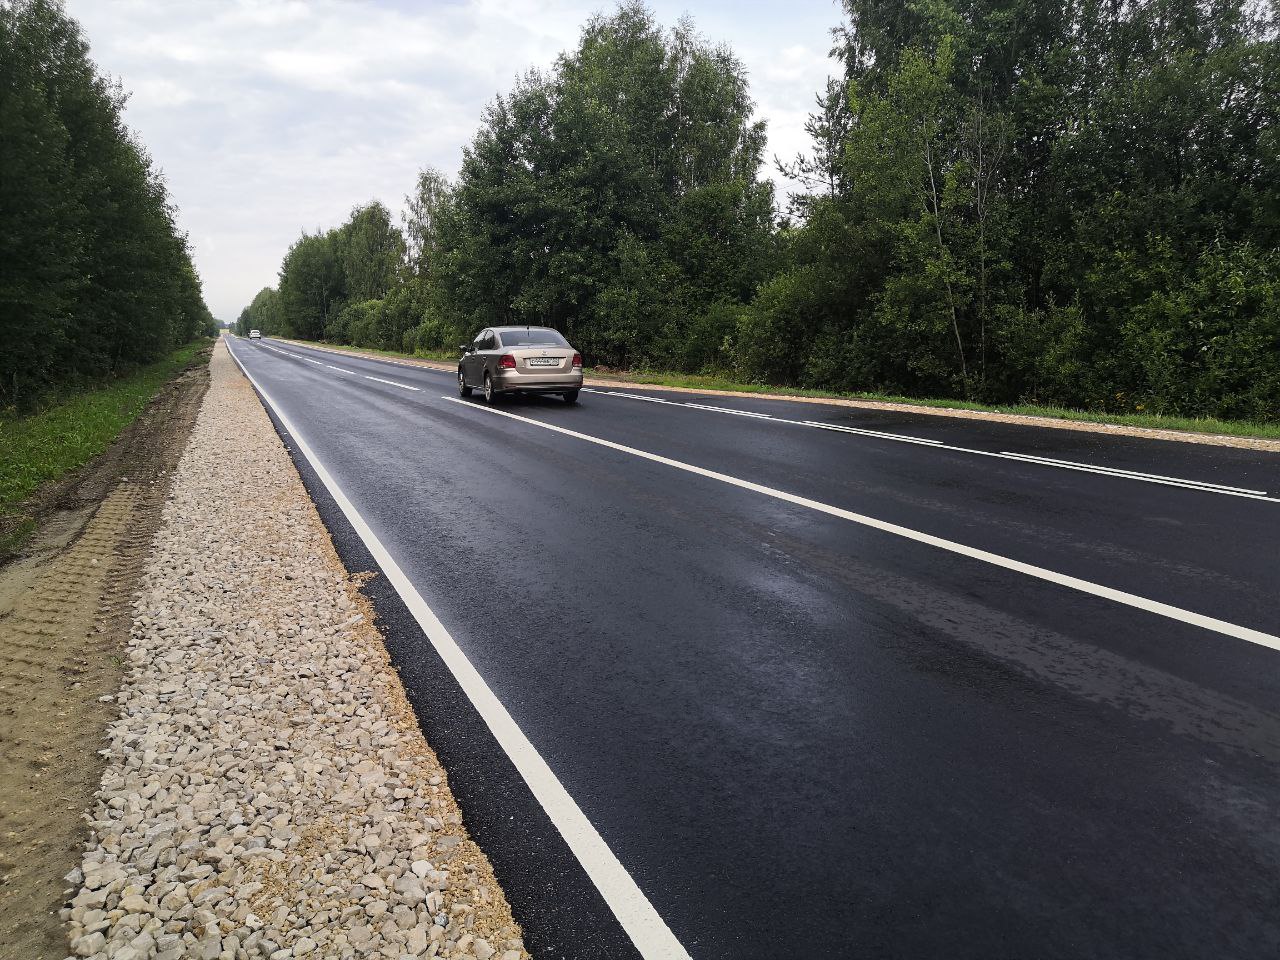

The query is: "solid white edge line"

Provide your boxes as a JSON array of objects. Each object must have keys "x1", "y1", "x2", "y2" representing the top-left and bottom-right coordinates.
[
  {"x1": 444, "y1": 396, "x2": 1280, "y2": 654},
  {"x1": 364, "y1": 375, "x2": 420, "y2": 391},
  {"x1": 227, "y1": 344, "x2": 692, "y2": 960}
]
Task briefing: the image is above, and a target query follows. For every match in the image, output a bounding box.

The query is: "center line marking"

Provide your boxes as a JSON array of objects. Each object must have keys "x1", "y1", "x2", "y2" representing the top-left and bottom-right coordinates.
[
  {"x1": 444, "y1": 396, "x2": 1280, "y2": 653},
  {"x1": 227, "y1": 346, "x2": 690, "y2": 960},
  {"x1": 364, "y1": 375, "x2": 420, "y2": 391},
  {"x1": 803, "y1": 421, "x2": 945, "y2": 446},
  {"x1": 587, "y1": 389, "x2": 1270, "y2": 501},
  {"x1": 267, "y1": 344, "x2": 421, "y2": 392},
  {"x1": 684, "y1": 402, "x2": 773, "y2": 419},
  {"x1": 993, "y1": 451, "x2": 1266, "y2": 495},
  {"x1": 258, "y1": 344, "x2": 1271, "y2": 502}
]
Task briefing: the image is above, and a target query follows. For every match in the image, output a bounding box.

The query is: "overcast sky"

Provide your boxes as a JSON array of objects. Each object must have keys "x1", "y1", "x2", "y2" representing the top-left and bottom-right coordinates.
[{"x1": 65, "y1": 0, "x2": 846, "y2": 321}]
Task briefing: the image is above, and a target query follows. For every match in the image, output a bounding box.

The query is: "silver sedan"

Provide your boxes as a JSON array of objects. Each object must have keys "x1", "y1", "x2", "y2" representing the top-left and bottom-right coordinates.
[{"x1": 458, "y1": 326, "x2": 583, "y2": 404}]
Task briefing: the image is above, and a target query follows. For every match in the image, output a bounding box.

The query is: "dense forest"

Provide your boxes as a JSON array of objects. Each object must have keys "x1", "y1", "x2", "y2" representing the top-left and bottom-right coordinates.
[
  {"x1": 1, "y1": 0, "x2": 215, "y2": 410},
  {"x1": 239, "y1": 0, "x2": 1279, "y2": 421}
]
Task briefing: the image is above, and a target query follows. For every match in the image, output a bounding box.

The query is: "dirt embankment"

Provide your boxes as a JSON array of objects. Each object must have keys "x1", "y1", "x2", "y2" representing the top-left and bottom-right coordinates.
[
  {"x1": 61, "y1": 340, "x2": 527, "y2": 959},
  {"x1": 0, "y1": 354, "x2": 210, "y2": 959}
]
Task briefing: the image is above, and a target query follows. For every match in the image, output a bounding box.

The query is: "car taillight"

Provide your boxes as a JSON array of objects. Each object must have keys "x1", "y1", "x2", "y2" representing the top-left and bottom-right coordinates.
[
  {"x1": 498, "y1": 354, "x2": 517, "y2": 369},
  {"x1": 572, "y1": 353, "x2": 583, "y2": 368}
]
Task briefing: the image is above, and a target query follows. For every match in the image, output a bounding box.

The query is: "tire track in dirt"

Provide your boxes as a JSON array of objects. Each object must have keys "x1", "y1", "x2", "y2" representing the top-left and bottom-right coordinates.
[{"x1": 0, "y1": 356, "x2": 210, "y2": 960}]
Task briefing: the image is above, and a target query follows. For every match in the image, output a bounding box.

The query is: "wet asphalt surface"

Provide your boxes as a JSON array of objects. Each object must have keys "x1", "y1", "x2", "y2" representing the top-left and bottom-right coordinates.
[{"x1": 227, "y1": 337, "x2": 1280, "y2": 960}]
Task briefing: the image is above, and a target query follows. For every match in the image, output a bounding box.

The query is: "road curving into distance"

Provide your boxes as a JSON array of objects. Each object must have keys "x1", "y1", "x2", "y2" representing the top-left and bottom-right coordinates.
[{"x1": 226, "y1": 335, "x2": 1280, "y2": 960}]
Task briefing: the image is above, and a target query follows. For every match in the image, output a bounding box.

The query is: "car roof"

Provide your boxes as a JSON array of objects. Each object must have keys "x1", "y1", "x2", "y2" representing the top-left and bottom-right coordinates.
[{"x1": 490, "y1": 325, "x2": 559, "y2": 332}]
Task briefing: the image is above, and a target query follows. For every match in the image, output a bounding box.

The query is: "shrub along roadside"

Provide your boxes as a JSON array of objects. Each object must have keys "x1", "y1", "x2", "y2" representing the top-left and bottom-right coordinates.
[
  {"x1": 0, "y1": 339, "x2": 210, "y2": 550},
  {"x1": 278, "y1": 337, "x2": 1280, "y2": 441},
  {"x1": 1, "y1": 2, "x2": 217, "y2": 411},
  {"x1": 239, "y1": 0, "x2": 1280, "y2": 426}
]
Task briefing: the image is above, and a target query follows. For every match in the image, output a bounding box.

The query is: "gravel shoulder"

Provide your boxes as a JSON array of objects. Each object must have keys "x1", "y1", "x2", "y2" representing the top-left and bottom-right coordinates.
[
  {"x1": 277, "y1": 338, "x2": 1280, "y2": 453},
  {"x1": 62, "y1": 341, "x2": 527, "y2": 960},
  {"x1": 0, "y1": 357, "x2": 209, "y2": 960}
]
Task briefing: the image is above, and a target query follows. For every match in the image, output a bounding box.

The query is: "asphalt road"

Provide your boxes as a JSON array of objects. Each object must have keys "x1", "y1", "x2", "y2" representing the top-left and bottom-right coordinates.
[{"x1": 226, "y1": 336, "x2": 1280, "y2": 960}]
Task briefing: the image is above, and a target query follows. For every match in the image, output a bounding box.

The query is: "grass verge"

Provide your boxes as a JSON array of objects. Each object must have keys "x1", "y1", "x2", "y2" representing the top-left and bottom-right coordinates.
[
  {"x1": 278, "y1": 337, "x2": 1280, "y2": 441},
  {"x1": 0, "y1": 340, "x2": 209, "y2": 525}
]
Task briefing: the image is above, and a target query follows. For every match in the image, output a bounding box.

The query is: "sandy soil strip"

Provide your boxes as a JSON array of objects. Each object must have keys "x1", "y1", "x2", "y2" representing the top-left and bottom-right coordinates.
[
  {"x1": 1, "y1": 358, "x2": 209, "y2": 960},
  {"x1": 274, "y1": 338, "x2": 1280, "y2": 453},
  {"x1": 63, "y1": 342, "x2": 527, "y2": 960}
]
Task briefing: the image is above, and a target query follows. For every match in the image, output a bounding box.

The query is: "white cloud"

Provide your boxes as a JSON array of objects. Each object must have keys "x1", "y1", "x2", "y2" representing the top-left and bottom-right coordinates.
[{"x1": 65, "y1": 0, "x2": 844, "y2": 320}]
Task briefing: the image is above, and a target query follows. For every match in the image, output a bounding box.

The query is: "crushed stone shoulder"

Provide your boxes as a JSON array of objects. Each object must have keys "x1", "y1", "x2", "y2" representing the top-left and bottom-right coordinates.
[{"x1": 64, "y1": 341, "x2": 528, "y2": 960}]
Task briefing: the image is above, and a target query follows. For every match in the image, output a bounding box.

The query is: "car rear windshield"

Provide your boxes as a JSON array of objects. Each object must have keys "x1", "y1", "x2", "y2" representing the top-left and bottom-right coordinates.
[{"x1": 498, "y1": 329, "x2": 569, "y2": 347}]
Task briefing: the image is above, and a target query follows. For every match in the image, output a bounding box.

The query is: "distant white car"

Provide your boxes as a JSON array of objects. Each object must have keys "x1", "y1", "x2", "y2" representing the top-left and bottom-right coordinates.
[{"x1": 249, "y1": 329, "x2": 261, "y2": 340}]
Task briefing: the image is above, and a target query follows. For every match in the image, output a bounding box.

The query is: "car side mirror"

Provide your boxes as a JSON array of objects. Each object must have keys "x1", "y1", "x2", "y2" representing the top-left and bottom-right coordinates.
[{"x1": 460, "y1": 344, "x2": 470, "y2": 353}]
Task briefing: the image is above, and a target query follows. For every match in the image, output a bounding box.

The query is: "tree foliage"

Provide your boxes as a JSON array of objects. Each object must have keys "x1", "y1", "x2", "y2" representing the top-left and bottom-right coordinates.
[
  {"x1": 750, "y1": 0, "x2": 1280, "y2": 418},
  {"x1": 249, "y1": 202, "x2": 415, "y2": 348},
  {"x1": 245, "y1": 0, "x2": 1279, "y2": 421},
  {"x1": 0, "y1": 0, "x2": 214, "y2": 409},
  {"x1": 250, "y1": 3, "x2": 780, "y2": 368},
  {"x1": 435, "y1": 3, "x2": 777, "y2": 368}
]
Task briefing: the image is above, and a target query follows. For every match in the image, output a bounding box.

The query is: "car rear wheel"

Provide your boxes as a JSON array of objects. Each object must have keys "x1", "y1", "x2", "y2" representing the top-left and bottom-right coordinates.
[
  {"x1": 562, "y1": 389, "x2": 579, "y2": 404},
  {"x1": 458, "y1": 370, "x2": 471, "y2": 397},
  {"x1": 483, "y1": 372, "x2": 498, "y2": 404}
]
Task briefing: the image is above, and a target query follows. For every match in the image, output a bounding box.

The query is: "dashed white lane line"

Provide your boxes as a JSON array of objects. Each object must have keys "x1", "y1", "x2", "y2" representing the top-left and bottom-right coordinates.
[
  {"x1": 444, "y1": 395, "x2": 1280, "y2": 654},
  {"x1": 993, "y1": 451, "x2": 1267, "y2": 495},
  {"x1": 226, "y1": 343, "x2": 692, "y2": 960},
  {"x1": 252, "y1": 341, "x2": 1274, "y2": 502},
  {"x1": 261, "y1": 342, "x2": 422, "y2": 391},
  {"x1": 363, "y1": 374, "x2": 420, "y2": 391},
  {"x1": 683, "y1": 402, "x2": 773, "y2": 419},
  {"x1": 803, "y1": 421, "x2": 945, "y2": 447},
  {"x1": 262, "y1": 343, "x2": 421, "y2": 391},
  {"x1": 585, "y1": 389, "x2": 1272, "y2": 502},
  {"x1": 582, "y1": 389, "x2": 683, "y2": 406}
]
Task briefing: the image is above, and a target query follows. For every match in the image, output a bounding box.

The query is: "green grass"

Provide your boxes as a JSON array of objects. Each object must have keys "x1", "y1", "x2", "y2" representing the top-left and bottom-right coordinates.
[
  {"x1": 278, "y1": 338, "x2": 1280, "y2": 440},
  {"x1": 0, "y1": 340, "x2": 208, "y2": 518}
]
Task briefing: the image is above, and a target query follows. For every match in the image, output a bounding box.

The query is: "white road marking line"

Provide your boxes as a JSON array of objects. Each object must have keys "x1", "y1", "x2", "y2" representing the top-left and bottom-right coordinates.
[
  {"x1": 260, "y1": 345, "x2": 1272, "y2": 502},
  {"x1": 274, "y1": 339, "x2": 445, "y2": 372},
  {"x1": 262, "y1": 343, "x2": 420, "y2": 393},
  {"x1": 589, "y1": 388, "x2": 1271, "y2": 501},
  {"x1": 364, "y1": 375, "x2": 420, "y2": 391},
  {"x1": 268, "y1": 343, "x2": 427, "y2": 390},
  {"x1": 803, "y1": 421, "x2": 945, "y2": 446},
  {"x1": 586, "y1": 389, "x2": 683, "y2": 405},
  {"x1": 994, "y1": 451, "x2": 1266, "y2": 495},
  {"x1": 684, "y1": 402, "x2": 773, "y2": 419},
  {"x1": 227, "y1": 346, "x2": 690, "y2": 960},
  {"x1": 938, "y1": 446, "x2": 1278, "y2": 501},
  {"x1": 444, "y1": 396, "x2": 1280, "y2": 654}
]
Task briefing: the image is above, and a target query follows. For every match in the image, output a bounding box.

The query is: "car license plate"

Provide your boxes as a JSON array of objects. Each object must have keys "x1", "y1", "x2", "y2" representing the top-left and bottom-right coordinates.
[{"x1": 527, "y1": 357, "x2": 559, "y2": 366}]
